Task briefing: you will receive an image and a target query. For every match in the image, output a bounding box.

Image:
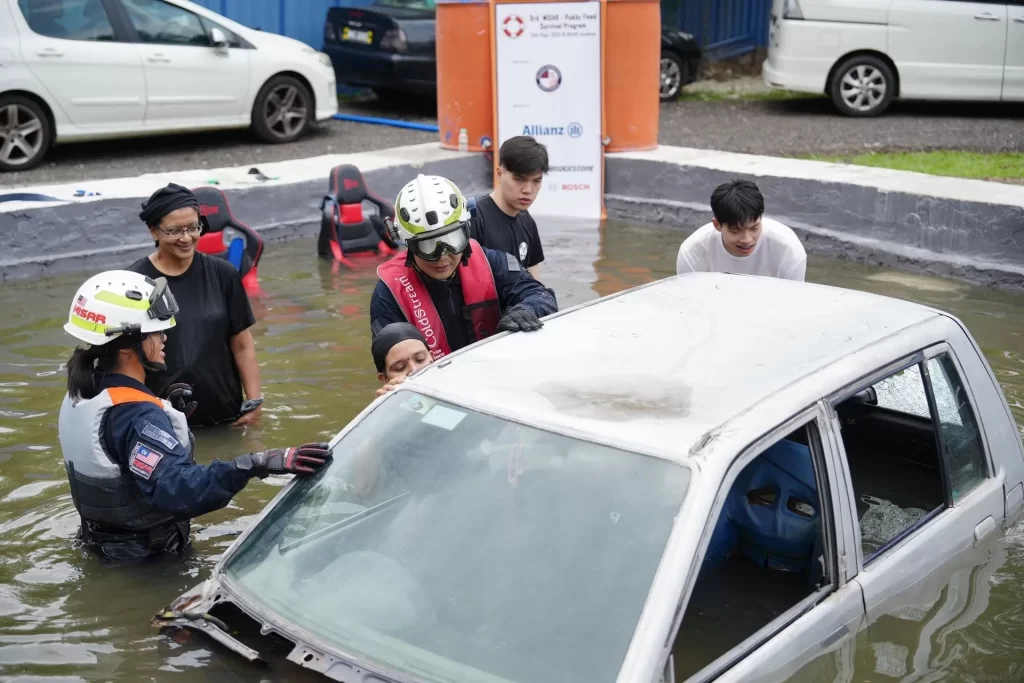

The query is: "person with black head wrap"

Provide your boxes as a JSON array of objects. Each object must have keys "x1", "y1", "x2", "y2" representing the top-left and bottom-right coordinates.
[
  {"x1": 127, "y1": 183, "x2": 263, "y2": 429},
  {"x1": 372, "y1": 322, "x2": 432, "y2": 398}
]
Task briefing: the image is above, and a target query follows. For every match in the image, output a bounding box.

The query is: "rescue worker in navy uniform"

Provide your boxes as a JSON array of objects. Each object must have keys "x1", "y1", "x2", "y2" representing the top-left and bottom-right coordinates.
[
  {"x1": 57, "y1": 270, "x2": 331, "y2": 560},
  {"x1": 369, "y1": 174, "x2": 558, "y2": 360}
]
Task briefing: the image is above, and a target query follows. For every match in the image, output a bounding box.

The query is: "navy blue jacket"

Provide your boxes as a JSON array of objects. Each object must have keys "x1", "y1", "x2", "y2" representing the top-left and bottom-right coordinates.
[
  {"x1": 369, "y1": 245, "x2": 558, "y2": 351},
  {"x1": 100, "y1": 373, "x2": 252, "y2": 519}
]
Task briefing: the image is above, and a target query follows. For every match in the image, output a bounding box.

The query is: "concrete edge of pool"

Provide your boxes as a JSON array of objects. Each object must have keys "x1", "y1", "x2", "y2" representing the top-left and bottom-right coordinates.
[{"x1": 3, "y1": 143, "x2": 1024, "y2": 290}]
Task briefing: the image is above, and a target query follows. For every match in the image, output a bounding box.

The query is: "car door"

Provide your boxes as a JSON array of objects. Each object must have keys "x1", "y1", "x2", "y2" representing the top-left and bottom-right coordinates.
[
  {"x1": 825, "y1": 345, "x2": 1005, "y2": 626},
  {"x1": 114, "y1": 0, "x2": 251, "y2": 127},
  {"x1": 664, "y1": 408, "x2": 865, "y2": 683},
  {"x1": 1004, "y1": 1, "x2": 1024, "y2": 100},
  {"x1": 887, "y1": 0, "x2": 1007, "y2": 100},
  {"x1": 14, "y1": 0, "x2": 146, "y2": 129}
]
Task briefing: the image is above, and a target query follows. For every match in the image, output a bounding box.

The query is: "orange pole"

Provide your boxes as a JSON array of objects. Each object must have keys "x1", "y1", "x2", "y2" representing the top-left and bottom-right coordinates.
[
  {"x1": 603, "y1": 0, "x2": 660, "y2": 151},
  {"x1": 436, "y1": 2, "x2": 493, "y2": 151}
]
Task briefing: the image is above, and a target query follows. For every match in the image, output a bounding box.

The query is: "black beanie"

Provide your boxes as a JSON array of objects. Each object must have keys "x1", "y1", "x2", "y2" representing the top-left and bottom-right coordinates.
[
  {"x1": 372, "y1": 322, "x2": 428, "y2": 373},
  {"x1": 139, "y1": 183, "x2": 199, "y2": 227}
]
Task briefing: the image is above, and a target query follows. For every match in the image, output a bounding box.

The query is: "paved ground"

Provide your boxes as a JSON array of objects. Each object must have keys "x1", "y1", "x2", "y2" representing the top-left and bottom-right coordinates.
[{"x1": 3, "y1": 92, "x2": 1021, "y2": 187}]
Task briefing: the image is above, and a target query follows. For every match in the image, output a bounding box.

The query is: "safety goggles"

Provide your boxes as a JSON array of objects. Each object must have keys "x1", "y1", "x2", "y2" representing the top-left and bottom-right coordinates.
[
  {"x1": 147, "y1": 277, "x2": 179, "y2": 321},
  {"x1": 408, "y1": 222, "x2": 470, "y2": 261}
]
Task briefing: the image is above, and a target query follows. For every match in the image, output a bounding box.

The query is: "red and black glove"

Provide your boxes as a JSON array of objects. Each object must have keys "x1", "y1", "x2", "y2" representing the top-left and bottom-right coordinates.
[{"x1": 234, "y1": 442, "x2": 332, "y2": 478}]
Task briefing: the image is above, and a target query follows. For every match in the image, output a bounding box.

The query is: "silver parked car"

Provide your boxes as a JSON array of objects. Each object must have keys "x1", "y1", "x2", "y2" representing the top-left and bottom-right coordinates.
[{"x1": 157, "y1": 272, "x2": 1024, "y2": 682}]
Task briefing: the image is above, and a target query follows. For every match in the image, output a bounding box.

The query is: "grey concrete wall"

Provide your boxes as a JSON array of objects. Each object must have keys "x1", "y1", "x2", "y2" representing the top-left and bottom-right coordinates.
[
  {"x1": 604, "y1": 157, "x2": 1024, "y2": 290},
  {"x1": 4, "y1": 150, "x2": 1024, "y2": 290},
  {"x1": 0, "y1": 155, "x2": 493, "y2": 281}
]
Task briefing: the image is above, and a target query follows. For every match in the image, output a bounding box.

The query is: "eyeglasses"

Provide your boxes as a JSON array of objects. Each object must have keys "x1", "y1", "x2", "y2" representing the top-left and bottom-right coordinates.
[
  {"x1": 155, "y1": 223, "x2": 202, "y2": 238},
  {"x1": 408, "y1": 223, "x2": 470, "y2": 261}
]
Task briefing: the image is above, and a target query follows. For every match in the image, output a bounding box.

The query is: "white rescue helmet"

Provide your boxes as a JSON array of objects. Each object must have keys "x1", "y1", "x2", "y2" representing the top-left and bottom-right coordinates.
[
  {"x1": 64, "y1": 270, "x2": 178, "y2": 347},
  {"x1": 388, "y1": 174, "x2": 471, "y2": 245}
]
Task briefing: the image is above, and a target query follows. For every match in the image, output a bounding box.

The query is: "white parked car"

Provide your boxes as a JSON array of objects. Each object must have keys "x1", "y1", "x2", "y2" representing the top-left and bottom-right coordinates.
[
  {"x1": 156, "y1": 273, "x2": 1024, "y2": 682},
  {"x1": 0, "y1": 0, "x2": 339, "y2": 171},
  {"x1": 762, "y1": 0, "x2": 1024, "y2": 116}
]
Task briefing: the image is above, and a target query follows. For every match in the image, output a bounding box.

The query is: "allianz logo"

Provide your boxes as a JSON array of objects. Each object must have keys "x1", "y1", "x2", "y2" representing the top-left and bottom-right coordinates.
[{"x1": 522, "y1": 122, "x2": 583, "y2": 138}]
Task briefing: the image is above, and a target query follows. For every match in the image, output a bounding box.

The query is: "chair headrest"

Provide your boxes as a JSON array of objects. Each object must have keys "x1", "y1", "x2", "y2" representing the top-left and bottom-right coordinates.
[
  {"x1": 192, "y1": 186, "x2": 233, "y2": 234},
  {"x1": 330, "y1": 164, "x2": 369, "y2": 205}
]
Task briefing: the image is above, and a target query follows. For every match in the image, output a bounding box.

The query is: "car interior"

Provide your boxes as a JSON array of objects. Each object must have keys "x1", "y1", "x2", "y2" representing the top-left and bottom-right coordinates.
[{"x1": 670, "y1": 359, "x2": 965, "y2": 680}]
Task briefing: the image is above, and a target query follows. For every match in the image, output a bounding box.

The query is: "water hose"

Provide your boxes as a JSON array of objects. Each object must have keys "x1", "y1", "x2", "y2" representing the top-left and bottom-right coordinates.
[
  {"x1": 0, "y1": 192, "x2": 61, "y2": 204},
  {"x1": 333, "y1": 113, "x2": 439, "y2": 132}
]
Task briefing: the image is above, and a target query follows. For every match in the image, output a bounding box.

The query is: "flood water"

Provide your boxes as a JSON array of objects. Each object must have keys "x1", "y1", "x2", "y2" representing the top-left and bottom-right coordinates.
[{"x1": 1, "y1": 219, "x2": 1024, "y2": 682}]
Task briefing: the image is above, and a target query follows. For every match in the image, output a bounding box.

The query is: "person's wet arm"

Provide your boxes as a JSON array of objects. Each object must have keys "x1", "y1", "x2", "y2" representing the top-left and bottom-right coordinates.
[
  {"x1": 226, "y1": 269, "x2": 261, "y2": 425},
  {"x1": 370, "y1": 281, "x2": 406, "y2": 336},
  {"x1": 488, "y1": 249, "x2": 558, "y2": 318},
  {"x1": 124, "y1": 410, "x2": 253, "y2": 518}
]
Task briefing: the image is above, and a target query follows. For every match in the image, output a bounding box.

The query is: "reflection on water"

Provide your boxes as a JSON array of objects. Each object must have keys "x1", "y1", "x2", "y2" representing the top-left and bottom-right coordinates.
[{"x1": 0, "y1": 220, "x2": 1023, "y2": 681}]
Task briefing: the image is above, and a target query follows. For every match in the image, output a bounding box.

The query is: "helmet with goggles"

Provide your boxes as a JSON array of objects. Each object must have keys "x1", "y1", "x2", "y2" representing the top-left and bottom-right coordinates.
[
  {"x1": 387, "y1": 174, "x2": 472, "y2": 262},
  {"x1": 64, "y1": 270, "x2": 178, "y2": 347}
]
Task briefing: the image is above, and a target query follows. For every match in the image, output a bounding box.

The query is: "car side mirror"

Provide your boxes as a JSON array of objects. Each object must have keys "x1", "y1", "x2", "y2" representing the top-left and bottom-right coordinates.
[{"x1": 210, "y1": 27, "x2": 229, "y2": 53}]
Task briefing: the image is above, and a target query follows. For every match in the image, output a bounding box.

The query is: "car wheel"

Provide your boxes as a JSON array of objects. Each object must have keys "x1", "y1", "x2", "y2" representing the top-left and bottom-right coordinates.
[
  {"x1": 829, "y1": 55, "x2": 895, "y2": 117},
  {"x1": 0, "y1": 95, "x2": 50, "y2": 172},
  {"x1": 251, "y1": 75, "x2": 313, "y2": 144},
  {"x1": 660, "y1": 50, "x2": 686, "y2": 102}
]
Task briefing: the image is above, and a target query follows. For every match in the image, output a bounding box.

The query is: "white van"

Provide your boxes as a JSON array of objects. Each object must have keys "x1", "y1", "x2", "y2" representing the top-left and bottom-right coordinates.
[{"x1": 762, "y1": 0, "x2": 1024, "y2": 116}]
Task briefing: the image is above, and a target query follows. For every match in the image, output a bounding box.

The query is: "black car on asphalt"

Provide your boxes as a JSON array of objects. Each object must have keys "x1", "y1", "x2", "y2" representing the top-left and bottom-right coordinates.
[{"x1": 323, "y1": 1, "x2": 701, "y2": 103}]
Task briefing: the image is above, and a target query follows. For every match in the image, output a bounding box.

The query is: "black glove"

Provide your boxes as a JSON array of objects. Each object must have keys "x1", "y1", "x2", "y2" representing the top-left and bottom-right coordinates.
[
  {"x1": 497, "y1": 305, "x2": 543, "y2": 333},
  {"x1": 164, "y1": 383, "x2": 197, "y2": 419},
  {"x1": 234, "y1": 442, "x2": 332, "y2": 478}
]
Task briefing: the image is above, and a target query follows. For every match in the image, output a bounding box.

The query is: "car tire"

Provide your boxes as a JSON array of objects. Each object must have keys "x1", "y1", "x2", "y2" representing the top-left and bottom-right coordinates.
[
  {"x1": 660, "y1": 50, "x2": 686, "y2": 102},
  {"x1": 0, "y1": 94, "x2": 51, "y2": 172},
  {"x1": 829, "y1": 55, "x2": 895, "y2": 117},
  {"x1": 251, "y1": 75, "x2": 313, "y2": 144}
]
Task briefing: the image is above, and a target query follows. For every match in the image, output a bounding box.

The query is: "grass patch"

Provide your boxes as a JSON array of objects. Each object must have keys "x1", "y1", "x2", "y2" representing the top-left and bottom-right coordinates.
[
  {"x1": 676, "y1": 88, "x2": 820, "y2": 103},
  {"x1": 805, "y1": 151, "x2": 1024, "y2": 183}
]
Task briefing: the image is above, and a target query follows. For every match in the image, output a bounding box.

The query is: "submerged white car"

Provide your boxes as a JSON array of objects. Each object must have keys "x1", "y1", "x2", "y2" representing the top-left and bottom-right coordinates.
[
  {"x1": 158, "y1": 273, "x2": 1024, "y2": 682},
  {"x1": 0, "y1": 0, "x2": 338, "y2": 171}
]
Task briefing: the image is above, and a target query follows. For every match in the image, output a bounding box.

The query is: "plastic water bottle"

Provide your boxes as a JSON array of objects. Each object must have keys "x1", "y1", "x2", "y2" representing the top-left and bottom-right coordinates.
[{"x1": 458, "y1": 128, "x2": 469, "y2": 153}]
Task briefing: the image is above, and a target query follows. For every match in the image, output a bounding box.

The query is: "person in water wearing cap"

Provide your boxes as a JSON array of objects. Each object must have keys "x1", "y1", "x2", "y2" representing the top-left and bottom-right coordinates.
[
  {"x1": 57, "y1": 270, "x2": 330, "y2": 559},
  {"x1": 372, "y1": 322, "x2": 432, "y2": 398},
  {"x1": 370, "y1": 175, "x2": 557, "y2": 359},
  {"x1": 127, "y1": 183, "x2": 263, "y2": 428}
]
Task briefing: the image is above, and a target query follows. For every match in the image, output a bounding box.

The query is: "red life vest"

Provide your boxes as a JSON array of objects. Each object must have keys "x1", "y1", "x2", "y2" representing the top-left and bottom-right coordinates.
[{"x1": 377, "y1": 239, "x2": 501, "y2": 359}]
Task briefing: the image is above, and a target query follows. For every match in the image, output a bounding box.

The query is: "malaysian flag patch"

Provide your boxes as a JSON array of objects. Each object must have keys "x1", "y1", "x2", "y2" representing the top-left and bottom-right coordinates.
[{"x1": 129, "y1": 443, "x2": 165, "y2": 480}]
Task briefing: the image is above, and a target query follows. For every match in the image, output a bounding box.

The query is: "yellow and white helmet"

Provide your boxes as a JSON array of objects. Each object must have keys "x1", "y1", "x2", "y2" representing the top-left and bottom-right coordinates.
[
  {"x1": 389, "y1": 174, "x2": 472, "y2": 256},
  {"x1": 64, "y1": 270, "x2": 178, "y2": 346}
]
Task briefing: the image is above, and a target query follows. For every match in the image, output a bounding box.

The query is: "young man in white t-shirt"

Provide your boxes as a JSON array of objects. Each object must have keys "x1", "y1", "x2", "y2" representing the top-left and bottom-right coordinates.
[{"x1": 675, "y1": 179, "x2": 807, "y2": 281}]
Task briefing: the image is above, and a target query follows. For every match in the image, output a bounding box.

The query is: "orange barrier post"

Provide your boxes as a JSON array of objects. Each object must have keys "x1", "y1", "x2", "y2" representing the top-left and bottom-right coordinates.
[
  {"x1": 604, "y1": 0, "x2": 660, "y2": 151},
  {"x1": 436, "y1": 2, "x2": 494, "y2": 151}
]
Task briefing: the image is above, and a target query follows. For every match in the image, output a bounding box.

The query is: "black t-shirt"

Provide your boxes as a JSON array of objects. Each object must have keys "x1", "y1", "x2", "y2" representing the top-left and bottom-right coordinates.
[
  {"x1": 127, "y1": 252, "x2": 256, "y2": 427},
  {"x1": 469, "y1": 195, "x2": 545, "y2": 269}
]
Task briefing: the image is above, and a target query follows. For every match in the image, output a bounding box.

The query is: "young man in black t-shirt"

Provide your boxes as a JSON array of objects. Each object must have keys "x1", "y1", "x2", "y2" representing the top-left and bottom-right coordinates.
[
  {"x1": 127, "y1": 183, "x2": 261, "y2": 428},
  {"x1": 470, "y1": 136, "x2": 548, "y2": 278}
]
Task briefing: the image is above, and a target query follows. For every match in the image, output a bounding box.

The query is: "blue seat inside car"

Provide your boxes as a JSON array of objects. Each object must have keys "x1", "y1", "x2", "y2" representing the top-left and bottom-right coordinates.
[{"x1": 705, "y1": 438, "x2": 820, "y2": 574}]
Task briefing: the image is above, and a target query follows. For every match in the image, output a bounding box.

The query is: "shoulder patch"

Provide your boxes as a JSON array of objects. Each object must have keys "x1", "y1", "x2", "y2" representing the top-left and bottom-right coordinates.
[
  {"x1": 142, "y1": 422, "x2": 180, "y2": 450},
  {"x1": 129, "y1": 442, "x2": 165, "y2": 480},
  {"x1": 506, "y1": 252, "x2": 521, "y2": 272}
]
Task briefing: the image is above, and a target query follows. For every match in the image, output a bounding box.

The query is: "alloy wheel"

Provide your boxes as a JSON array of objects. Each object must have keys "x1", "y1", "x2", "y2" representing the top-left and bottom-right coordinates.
[
  {"x1": 0, "y1": 104, "x2": 45, "y2": 167},
  {"x1": 661, "y1": 57, "x2": 682, "y2": 99},
  {"x1": 263, "y1": 84, "x2": 309, "y2": 140},
  {"x1": 840, "y1": 64, "x2": 887, "y2": 113}
]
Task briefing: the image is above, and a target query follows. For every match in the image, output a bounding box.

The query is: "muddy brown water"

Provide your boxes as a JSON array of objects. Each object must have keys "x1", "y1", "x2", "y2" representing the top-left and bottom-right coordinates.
[{"x1": 1, "y1": 220, "x2": 1023, "y2": 682}]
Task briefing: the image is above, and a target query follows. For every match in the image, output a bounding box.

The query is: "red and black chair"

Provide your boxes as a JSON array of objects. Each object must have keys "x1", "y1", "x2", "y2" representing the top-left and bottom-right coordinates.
[
  {"x1": 318, "y1": 164, "x2": 399, "y2": 266},
  {"x1": 192, "y1": 186, "x2": 264, "y2": 295}
]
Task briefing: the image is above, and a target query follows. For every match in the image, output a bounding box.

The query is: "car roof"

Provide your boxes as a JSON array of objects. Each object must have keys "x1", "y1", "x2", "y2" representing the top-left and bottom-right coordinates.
[{"x1": 410, "y1": 273, "x2": 942, "y2": 463}]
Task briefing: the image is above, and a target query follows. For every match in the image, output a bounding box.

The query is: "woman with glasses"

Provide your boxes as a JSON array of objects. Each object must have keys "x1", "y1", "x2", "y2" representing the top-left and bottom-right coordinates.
[
  {"x1": 57, "y1": 271, "x2": 329, "y2": 559},
  {"x1": 370, "y1": 174, "x2": 558, "y2": 361},
  {"x1": 127, "y1": 183, "x2": 263, "y2": 429}
]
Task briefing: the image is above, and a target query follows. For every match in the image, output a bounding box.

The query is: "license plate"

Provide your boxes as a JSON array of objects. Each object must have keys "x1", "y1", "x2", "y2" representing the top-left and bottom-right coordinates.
[{"x1": 342, "y1": 27, "x2": 373, "y2": 44}]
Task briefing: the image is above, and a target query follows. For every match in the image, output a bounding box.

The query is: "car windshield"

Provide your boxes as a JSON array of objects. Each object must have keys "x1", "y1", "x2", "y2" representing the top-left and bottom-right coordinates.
[{"x1": 221, "y1": 390, "x2": 690, "y2": 683}]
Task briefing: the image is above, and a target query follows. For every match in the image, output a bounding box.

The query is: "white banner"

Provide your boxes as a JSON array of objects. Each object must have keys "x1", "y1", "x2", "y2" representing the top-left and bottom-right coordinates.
[{"x1": 494, "y1": 2, "x2": 603, "y2": 219}]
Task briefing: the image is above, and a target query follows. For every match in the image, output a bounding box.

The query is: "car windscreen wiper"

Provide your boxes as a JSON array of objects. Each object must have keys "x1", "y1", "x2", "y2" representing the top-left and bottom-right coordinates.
[{"x1": 279, "y1": 491, "x2": 409, "y2": 554}]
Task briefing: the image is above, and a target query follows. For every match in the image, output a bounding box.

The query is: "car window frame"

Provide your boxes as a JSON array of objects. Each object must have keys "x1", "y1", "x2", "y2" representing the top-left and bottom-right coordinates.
[
  {"x1": 660, "y1": 405, "x2": 845, "y2": 682},
  {"x1": 114, "y1": 0, "x2": 212, "y2": 47},
  {"x1": 16, "y1": 0, "x2": 132, "y2": 43},
  {"x1": 825, "y1": 342, "x2": 992, "y2": 574}
]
